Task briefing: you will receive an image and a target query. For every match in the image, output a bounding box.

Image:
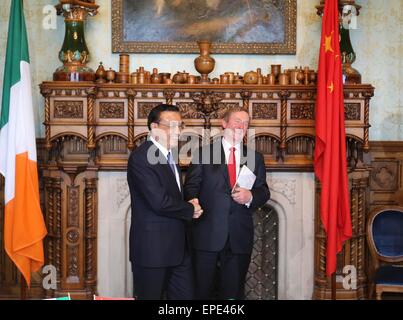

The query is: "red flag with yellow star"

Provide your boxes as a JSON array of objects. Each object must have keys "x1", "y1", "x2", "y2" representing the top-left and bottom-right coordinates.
[{"x1": 314, "y1": 0, "x2": 352, "y2": 276}]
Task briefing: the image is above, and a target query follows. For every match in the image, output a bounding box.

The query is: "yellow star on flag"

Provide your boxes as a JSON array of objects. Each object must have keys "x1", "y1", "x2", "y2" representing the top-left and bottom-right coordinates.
[
  {"x1": 328, "y1": 81, "x2": 334, "y2": 93},
  {"x1": 324, "y1": 31, "x2": 334, "y2": 53}
]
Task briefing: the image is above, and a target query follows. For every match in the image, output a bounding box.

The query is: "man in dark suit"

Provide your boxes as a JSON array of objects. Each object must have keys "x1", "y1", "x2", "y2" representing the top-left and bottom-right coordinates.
[
  {"x1": 127, "y1": 104, "x2": 203, "y2": 300},
  {"x1": 184, "y1": 107, "x2": 270, "y2": 300}
]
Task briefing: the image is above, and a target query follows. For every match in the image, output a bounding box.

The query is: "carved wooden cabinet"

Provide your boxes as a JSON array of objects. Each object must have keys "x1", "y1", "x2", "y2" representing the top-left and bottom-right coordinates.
[{"x1": 0, "y1": 82, "x2": 374, "y2": 299}]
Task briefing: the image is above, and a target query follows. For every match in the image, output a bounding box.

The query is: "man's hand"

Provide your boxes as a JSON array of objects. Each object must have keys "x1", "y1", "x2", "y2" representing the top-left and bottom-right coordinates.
[
  {"x1": 231, "y1": 187, "x2": 252, "y2": 205},
  {"x1": 189, "y1": 198, "x2": 203, "y2": 219}
]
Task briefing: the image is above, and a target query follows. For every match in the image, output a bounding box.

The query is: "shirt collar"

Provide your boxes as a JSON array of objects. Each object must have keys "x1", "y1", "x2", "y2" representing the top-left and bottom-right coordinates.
[
  {"x1": 150, "y1": 136, "x2": 170, "y2": 158},
  {"x1": 222, "y1": 137, "x2": 240, "y2": 152}
]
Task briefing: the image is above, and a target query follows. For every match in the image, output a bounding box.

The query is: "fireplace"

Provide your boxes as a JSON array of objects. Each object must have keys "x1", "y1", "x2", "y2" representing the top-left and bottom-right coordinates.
[
  {"x1": 97, "y1": 171, "x2": 315, "y2": 300},
  {"x1": 29, "y1": 81, "x2": 372, "y2": 299}
]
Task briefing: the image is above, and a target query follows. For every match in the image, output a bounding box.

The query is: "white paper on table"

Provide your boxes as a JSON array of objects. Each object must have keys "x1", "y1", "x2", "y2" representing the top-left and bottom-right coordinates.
[{"x1": 232, "y1": 165, "x2": 256, "y2": 192}]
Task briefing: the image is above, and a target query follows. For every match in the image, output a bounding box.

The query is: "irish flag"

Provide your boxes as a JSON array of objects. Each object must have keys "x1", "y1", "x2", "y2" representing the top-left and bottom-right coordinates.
[{"x1": 0, "y1": 0, "x2": 47, "y2": 286}]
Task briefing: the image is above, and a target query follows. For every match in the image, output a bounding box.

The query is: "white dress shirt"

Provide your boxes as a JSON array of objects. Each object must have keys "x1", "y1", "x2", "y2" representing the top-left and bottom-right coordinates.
[
  {"x1": 222, "y1": 137, "x2": 252, "y2": 207},
  {"x1": 150, "y1": 136, "x2": 181, "y2": 191}
]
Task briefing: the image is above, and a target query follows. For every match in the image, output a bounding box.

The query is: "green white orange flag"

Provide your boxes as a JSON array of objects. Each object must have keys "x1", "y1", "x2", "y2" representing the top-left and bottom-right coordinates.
[{"x1": 0, "y1": 0, "x2": 47, "y2": 286}]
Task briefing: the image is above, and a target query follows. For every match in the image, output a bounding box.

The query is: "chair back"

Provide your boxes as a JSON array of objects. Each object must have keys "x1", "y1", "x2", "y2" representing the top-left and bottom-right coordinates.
[{"x1": 367, "y1": 207, "x2": 403, "y2": 262}]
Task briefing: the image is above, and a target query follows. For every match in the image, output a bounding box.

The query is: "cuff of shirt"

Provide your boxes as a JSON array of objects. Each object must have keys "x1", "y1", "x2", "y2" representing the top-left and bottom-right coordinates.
[{"x1": 245, "y1": 195, "x2": 253, "y2": 208}]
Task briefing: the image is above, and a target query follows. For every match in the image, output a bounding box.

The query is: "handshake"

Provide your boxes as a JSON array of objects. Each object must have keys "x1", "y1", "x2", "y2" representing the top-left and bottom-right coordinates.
[{"x1": 188, "y1": 198, "x2": 203, "y2": 219}]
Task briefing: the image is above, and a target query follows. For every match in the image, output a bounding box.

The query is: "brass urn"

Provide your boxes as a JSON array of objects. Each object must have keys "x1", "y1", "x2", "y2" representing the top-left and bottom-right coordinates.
[{"x1": 194, "y1": 41, "x2": 215, "y2": 84}]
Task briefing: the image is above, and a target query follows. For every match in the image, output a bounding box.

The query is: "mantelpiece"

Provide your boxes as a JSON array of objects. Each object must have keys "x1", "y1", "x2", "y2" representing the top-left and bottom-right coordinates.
[{"x1": 39, "y1": 82, "x2": 374, "y2": 169}]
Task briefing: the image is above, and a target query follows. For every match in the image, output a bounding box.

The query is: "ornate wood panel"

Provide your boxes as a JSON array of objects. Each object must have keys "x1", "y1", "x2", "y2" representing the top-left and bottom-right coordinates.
[{"x1": 0, "y1": 82, "x2": 375, "y2": 299}]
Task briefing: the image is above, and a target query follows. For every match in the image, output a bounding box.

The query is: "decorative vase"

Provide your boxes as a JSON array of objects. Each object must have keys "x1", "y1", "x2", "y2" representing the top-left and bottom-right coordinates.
[
  {"x1": 173, "y1": 71, "x2": 184, "y2": 84},
  {"x1": 271, "y1": 64, "x2": 281, "y2": 83},
  {"x1": 289, "y1": 67, "x2": 300, "y2": 85},
  {"x1": 267, "y1": 73, "x2": 276, "y2": 85},
  {"x1": 244, "y1": 71, "x2": 258, "y2": 84},
  {"x1": 106, "y1": 68, "x2": 116, "y2": 83},
  {"x1": 194, "y1": 41, "x2": 215, "y2": 84},
  {"x1": 220, "y1": 74, "x2": 229, "y2": 84},
  {"x1": 159, "y1": 73, "x2": 171, "y2": 83},
  {"x1": 95, "y1": 62, "x2": 106, "y2": 83},
  {"x1": 53, "y1": 1, "x2": 99, "y2": 81},
  {"x1": 151, "y1": 68, "x2": 162, "y2": 84},
  {"x1": 309, "y1": 71, "x2": 317, "y2": 85},
  {"x1": 297, "y1": 67, "x2": 305, "y2": 84},
  {"x1": 225, "y1": 72, "x2": 235, "y2": 84},
  {"x1": 279, "y1": 72, "x2": 289, "y2": 85},
  {"x1": 188, "y1": 75, "x2": 196, "y2": 84}
]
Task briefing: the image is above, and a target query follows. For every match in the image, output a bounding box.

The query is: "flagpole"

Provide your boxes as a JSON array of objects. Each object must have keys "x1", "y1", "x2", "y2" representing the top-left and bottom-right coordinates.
[
  {"x1": 20, "y1": 273, "x2": 27, "y2": 300},
  {"x1": 331, "y1": 273, "x2": 336, "y2": 300}
]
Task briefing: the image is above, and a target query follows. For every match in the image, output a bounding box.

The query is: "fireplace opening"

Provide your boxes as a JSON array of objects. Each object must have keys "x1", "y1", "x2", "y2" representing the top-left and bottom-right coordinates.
[{"x1": 245, "y1": 204, "x2": 279, "y2": 300}]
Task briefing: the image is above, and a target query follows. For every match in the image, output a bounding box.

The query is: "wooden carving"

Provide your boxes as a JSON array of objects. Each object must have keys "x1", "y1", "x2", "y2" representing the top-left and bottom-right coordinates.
[
  {"x1": 99, "y1": 102, "x2": 125, "y2": 119},
  {"x1": 252, "y1": 103, "x2": 277, "y2": 119},
  {"x1": 54, "y1": 101, "x2": 84, "y2": 118},
  {"x1": 290, "y1": 103, "x2": 314, "y2": 120},
  {"x1": 345, "y1": 103, "x2": 361, "y2": 121}
]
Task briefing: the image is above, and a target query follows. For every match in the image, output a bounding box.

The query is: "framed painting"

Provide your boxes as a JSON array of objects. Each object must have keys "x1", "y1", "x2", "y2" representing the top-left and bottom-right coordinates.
[{"x1": 112, "y1": 0, "x2": 296, "y2": 54}]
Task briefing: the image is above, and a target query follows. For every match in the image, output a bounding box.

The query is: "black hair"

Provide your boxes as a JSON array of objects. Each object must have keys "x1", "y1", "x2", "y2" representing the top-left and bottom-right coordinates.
[{"x1": 147, "y1": 104, "x2": 180, "y2": 130}]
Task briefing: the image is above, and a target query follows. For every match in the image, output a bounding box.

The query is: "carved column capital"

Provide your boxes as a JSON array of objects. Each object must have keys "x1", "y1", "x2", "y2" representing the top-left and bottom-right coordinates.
[
  {"x1": 164, "y1": 89, "x2": 176, "y2": 105},
  {"x1": 127, "y1": 89, "x2": 137, "y2": 98},
  {"x1": 85, "y1": 87, "x2": 97, "y2": 98},
  {"x1": 240, "y1": 90, "x2": 252, "y2": 100},
  {"x1": 40, "y1": 87, "x2": 52, "y2": 97},
  {"x1": 278, "y1": 90, "x2": 291, "y2": 100}
]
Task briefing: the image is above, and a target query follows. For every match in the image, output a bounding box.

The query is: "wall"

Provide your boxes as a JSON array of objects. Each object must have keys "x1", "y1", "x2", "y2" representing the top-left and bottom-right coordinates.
[{"x1": 0, "y1": 0, "x2": 402, "y2": 140}]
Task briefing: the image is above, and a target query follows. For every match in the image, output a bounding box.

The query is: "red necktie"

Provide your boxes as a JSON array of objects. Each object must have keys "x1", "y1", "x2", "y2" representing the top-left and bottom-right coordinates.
[{"x1": 228, "y1": 147, "x2": 236, "y2": 188}]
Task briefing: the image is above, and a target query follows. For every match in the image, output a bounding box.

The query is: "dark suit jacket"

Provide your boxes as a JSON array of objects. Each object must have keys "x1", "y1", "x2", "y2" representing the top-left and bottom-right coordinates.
[
  {"x1": 127, "y1": 140, "x2": 194, "y2": 268},
  {"x1": 184, "y1": 139, "x2": 270, "y2": 255}
]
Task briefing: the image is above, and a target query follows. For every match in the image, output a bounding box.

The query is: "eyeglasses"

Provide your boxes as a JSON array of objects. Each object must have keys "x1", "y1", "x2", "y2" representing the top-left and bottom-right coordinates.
[{"x1": 157, "y1": 119, "x2": 186, "y2": 130}]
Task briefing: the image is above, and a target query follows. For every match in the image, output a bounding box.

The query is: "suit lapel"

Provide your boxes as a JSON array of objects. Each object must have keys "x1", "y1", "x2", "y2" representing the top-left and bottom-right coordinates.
[
  {"x1": 214, "y1": 140, "x2": 231, "y2": 190},
  {"x1": 149, "y1": 143, "x2": 182, "y2": 196}
]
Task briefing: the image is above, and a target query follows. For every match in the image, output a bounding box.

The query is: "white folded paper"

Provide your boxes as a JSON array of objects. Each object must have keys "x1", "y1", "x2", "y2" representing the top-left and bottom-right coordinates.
[{"x1": 232, "y1": 165, "x2": 256, "y2": 192}]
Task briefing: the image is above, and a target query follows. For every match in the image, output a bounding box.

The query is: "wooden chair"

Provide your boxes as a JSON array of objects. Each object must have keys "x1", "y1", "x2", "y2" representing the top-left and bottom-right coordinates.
[{"x1": 367, "y1": 206, "x2": 403, "y2": 300}]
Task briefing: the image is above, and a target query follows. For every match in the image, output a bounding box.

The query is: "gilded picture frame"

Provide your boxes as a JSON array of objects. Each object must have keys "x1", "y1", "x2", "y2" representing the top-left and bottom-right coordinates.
[{"x1": 112, "y1": 0, "x2": 297, "y2": 54}]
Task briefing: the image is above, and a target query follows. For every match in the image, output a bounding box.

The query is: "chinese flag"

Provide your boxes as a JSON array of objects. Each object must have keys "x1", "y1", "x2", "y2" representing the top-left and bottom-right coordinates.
[{"x1": 314, "y1": 0, "x2": 352, "y2": 276}]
